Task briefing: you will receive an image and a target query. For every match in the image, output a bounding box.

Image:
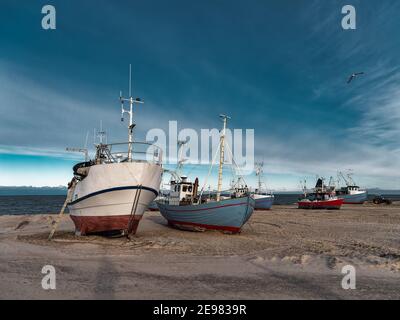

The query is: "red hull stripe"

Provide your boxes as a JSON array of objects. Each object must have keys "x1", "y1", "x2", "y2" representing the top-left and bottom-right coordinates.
[
  {"x1": 168, "y1": 220, "x2": 241, "y2": 233},
  {"x1": 70, "y1": 214, "x2": 142, "y2": 234},
  {"x1": 164, "y1": 202, "x2": 249, "y2": 213},
  {"x1": 69, "y1": 185, "x2": 158, "y2": 206}
]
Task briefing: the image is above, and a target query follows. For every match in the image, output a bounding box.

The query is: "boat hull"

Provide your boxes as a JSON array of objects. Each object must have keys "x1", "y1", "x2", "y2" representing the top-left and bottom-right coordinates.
[
  {"x1": 70, "y1": 214, "x2": 141, "y2": 235},
  {"x1": 298, "y1": 198, "x2": 344, "y2": 210},
  {"x1": 338, "y1": 191, "x2": 368, "y2": 204},
  {"x1": 157, "y1": 196, "x2": 255, "y2": 233},
  {"x1": 253, "y1": 194, "x2": 274, "y2": 210},
  {"x1": 148, "y1": 200, "x2": 159, "y2": 211},
  {"x1": 68, "y1": 162, "x2": 162, "y2": 235}
]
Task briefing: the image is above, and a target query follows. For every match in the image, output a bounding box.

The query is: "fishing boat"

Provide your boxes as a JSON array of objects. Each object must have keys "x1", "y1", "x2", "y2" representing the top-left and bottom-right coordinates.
[
  {"x1": 67, "y1": 66, "x2": 163, "y2": 236},
  {"x1": 253, "y1": 162, "x2": 274, "y2": 210},
  {"x1": 335, "y1": 171, "x2": 368, "y2": 204},
  {"x1": 156, "y1": 115, "x2": 255, "y2": 234},
  {"x1": 298, "y1": 178, "x2": 344, "y2": 210}
]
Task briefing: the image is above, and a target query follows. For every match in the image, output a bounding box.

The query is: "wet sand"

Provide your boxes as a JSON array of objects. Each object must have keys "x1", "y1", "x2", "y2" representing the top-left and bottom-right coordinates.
[{"x1": 0, "y1": 203, "x2": 399, "y2": 299}]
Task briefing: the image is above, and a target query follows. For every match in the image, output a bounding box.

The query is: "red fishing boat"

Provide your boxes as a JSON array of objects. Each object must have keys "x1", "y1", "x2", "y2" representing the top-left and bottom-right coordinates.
[
  {"x1": 298, "y1": 178, "x2": 344, "y2": 210},
  {"x1": 298, "y1": 197, "x2": 344, "y2": 209}
]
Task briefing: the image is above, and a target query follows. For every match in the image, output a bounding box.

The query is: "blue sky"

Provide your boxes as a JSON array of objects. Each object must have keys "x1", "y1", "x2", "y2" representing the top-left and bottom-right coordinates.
[{"x1": 0, "y1": 0, "x2": 400, "y2": 189}]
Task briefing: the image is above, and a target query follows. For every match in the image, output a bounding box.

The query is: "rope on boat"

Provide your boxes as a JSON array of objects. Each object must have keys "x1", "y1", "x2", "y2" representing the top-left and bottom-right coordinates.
[
  {"x1": 224, "y1": 142, "x2": 248, "y2": 186},
  {"x1": 198, "y1": 140, "x2": 221, "y2": 203}
]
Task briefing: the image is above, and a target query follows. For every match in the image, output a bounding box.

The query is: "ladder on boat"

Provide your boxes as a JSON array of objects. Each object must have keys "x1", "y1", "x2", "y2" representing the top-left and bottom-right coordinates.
[
  {"x1": 48, "y1": 179, "x2": 76, "y2": 241},
  {"x1": 126, "y1": 185, "x2": 142, "y2": 237}
]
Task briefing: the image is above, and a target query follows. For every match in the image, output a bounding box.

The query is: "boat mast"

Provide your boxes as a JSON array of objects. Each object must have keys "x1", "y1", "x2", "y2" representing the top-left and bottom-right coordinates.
[
  {"x1": 338, "y1": 170, "x2": 355, "y2": 187},
  {"x1": 346, "y1": 170, "x2": 356, "y2": 186},
  {"x1": 255, "y1": 162, "x2": 264, "y2": 192},
  {"x1": 216, "y1": 114, "x2": 230, "y2": 201},
  {"x1": 98, "y1": 120, "x2": 106, "y2": 144},
  {"x1": 176, "y1": 139, "x2": 188, "y2": 178},
  {"x1": 120, "y1": 64, "x2": 144, "y2": 161},
  {"x1": 302, "y1": 178, "x2": 307, "y2": 197}
]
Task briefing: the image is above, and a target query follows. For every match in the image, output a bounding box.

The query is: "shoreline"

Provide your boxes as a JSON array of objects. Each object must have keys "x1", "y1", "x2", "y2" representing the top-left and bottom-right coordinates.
[
  {"x1": 1, "y1": 204, "x2": 399, "y2": 299},
  {"x1": 1, "y1": 200, "x2": 399, "y2": 216}
]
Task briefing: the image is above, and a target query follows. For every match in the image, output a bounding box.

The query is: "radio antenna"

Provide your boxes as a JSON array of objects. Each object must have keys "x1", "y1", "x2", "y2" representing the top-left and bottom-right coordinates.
[
  {"x1": 97, "y1": 120, "x2": 106, "y2": 144},
  {"x1": 84, "y1": 131, "x2": 89, "y2": 150},
  {"x1": 120, "y1": 64, "x2": 144, "y2": 161},
  {"x1": 129, "y1": 64, "x2": 132, "y2": 97},
  {"x1": 66, "y1": 132, "x2": 90, "y2": 161}
]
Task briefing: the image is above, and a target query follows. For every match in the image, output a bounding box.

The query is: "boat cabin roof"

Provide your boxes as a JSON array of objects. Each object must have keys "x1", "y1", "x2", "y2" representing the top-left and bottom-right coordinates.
[{"x1": 171, "y1": 180, "x2": 193, "y2": 186}]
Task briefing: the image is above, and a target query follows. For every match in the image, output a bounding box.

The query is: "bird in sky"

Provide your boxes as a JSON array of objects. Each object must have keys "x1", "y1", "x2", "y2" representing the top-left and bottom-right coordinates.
[{"x1": 347, "y1": 72, "x2": 365, "y2": 84}]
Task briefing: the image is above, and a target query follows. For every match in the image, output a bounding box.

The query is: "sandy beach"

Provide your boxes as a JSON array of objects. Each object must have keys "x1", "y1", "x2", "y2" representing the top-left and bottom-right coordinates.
[{"x1": 0, "y1": 203, "x2": 399, "y2": 300}]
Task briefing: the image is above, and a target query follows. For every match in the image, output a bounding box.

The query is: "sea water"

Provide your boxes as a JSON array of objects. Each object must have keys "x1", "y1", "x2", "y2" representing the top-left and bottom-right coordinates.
[{"x1": 0, "y1": 194, "x2": 399, "y2": 215}]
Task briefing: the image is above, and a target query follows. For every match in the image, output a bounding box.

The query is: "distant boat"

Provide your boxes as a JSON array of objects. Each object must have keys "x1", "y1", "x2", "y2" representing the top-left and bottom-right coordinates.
[
  {"x1": 67, "y1": 67, "x2": 163, "y2": 236},
  {"x1": 336, "y1": 171, "x2": 367, "y2": 204},
  {"x1": 298, "y1": 197, "x2": 344, "y2": 209},
  {"x1": 156, "y1": 115, "x2": 255, "y2": 234},
  {"x1": 147, "y1": 201, "x2": 159, "y2": 211},
  {"x1": 252, "y1": 162, "x2": 274, "y2": 210},
  {"x1": 253, "y1": 193, "x2": 274, "y2": 209},
  {"x1": 298, "y1": 178, "x2": 344, "y2": 210},
  {"x1": 148, "y1": 188, "x2": 169, "y2": 211}
]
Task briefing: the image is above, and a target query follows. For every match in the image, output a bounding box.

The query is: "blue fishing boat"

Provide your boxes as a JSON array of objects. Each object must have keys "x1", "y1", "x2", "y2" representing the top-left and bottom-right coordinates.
[
  {"x1": 253, "y1": 193, "x2": 274, "y2": 209},
  {"x1": 148, "y1": 200, "x2": 159, "y2": 211},
  {"x1": 337, "y1": 189, "x2": 368, "y2": 204},
  {"x1": 156, "y1": 115, "x2": 255, "y2": 234},
  {"x1": 157, "y1": 194, "x2": 255, "y2": 233},
  {"x1": 253, "y1": 162, "x2": 274, "y2": 210}
]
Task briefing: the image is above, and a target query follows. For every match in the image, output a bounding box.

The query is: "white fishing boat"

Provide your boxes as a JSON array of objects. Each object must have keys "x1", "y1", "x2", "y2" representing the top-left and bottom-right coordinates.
[
  {"x1": 67, "y1": 66, "x2": 163, "y2": 235},
  {"x1": 336, "y1": 171, "x2": 368, "y2": 204}
]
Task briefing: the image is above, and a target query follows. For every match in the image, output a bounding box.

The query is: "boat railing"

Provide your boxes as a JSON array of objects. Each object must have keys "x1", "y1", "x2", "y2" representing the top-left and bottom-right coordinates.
[
  {"x1": 254, "y1": 188, "x2": 274, "y2": 196},
  {"x1": 103, "y1": 142, "x2": 163, "y2": 165}
]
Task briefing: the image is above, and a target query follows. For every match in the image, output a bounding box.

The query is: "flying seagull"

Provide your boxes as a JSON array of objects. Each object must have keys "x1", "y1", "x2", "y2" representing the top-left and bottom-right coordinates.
[{"x1": 347, "y1": 72, "x2": 364, "y2": 84}]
